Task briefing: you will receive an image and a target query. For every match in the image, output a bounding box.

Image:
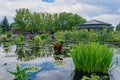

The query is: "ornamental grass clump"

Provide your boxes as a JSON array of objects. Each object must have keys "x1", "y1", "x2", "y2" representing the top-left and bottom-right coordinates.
[
  {"x1": 71, "y1": 43, "x2": 113, "y2": 74},
  {"x1": 34, "y1": 35, "x2": 41, "y2": 45}
]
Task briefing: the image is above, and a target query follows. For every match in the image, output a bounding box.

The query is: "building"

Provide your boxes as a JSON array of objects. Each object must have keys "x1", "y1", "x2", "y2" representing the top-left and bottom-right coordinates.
[{"x1": 77, "y1": 20, "x2": 114, "y2": 31}]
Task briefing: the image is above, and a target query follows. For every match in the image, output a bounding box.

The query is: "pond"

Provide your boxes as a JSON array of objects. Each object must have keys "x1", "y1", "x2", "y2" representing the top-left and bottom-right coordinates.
[
  {"x1": 0, "y1": 43, "x2": 75, "y2": 80},
  {"x1": 0, "y1": 42, "x2": 120, "y2": 80}
]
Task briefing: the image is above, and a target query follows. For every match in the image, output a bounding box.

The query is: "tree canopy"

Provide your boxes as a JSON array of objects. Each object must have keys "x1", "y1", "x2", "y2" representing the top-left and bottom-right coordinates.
[{"x1": 13, "y1": 8, "x2": 86, "y2": 32}]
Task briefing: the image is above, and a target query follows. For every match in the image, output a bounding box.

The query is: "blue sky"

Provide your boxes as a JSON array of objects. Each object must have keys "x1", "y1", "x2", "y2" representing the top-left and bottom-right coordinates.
[{"x1": 0, "y1": 0, "x2": 120, "y2": 26}]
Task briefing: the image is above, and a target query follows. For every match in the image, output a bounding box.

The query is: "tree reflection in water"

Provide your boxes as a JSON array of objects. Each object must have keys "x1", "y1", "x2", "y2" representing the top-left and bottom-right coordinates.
[{"x1": 15, "y1": 43, "x2": 53, "y2": 61}]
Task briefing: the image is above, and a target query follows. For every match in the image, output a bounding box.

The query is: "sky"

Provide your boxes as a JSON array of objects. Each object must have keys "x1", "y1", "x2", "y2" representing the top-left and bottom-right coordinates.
[{"x1": 0, "y1": 0, "x2": 120, "y2": 26}]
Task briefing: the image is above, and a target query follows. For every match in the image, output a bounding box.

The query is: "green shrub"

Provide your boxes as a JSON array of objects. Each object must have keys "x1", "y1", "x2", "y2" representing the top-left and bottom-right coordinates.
[
  {"x1": 109, "y1": 31, "x2": 120, "y2": 42},
  {"x1": 55, "y1": 31, "x2": 65, "y2": 40},
  {"x1": 110, "y1": 37, "x2": 120, "y2": 42},
  {"x1": 15, "y1": 37, "x2": 22, "y2": 45},
  {"x1": 40, "y1": 34, "x2": 49, "y2": 40},
  {"x1": 7, "y1": 32, "x2": 12, "y2": 38},
  {"x1": 55, "y1": 30, "x2": 97, "y2": 42},
  {"x1": 34, "y1": 35, "x2": 41, "y2": 45},
  {"x1": 55, "y1": 30, "x2": 118, "y2": 43},
  {"x1": 19, "y1": 34, "x2": 24, "y2": 41},
  {"x1": 64, "y1": 31, "x2": 71, "y2": 40},
  {"x1": 71, "y1": 43, "x2": 113, "y2": 74}
]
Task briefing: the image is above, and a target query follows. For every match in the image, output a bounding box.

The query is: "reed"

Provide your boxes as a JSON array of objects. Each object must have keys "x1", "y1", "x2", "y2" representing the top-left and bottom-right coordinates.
[{"x1": 71, "y1": 43, "x2": 113, "y2": 74}]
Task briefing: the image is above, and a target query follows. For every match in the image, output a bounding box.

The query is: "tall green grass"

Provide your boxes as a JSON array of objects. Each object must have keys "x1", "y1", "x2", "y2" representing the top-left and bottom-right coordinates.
[{"x1": 71, "y1": 43, "x2": 113, "y2": 74}]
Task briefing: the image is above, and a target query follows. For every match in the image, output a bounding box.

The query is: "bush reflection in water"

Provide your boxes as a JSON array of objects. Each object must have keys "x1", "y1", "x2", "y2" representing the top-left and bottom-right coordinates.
[{"x1": 13, "y1": 41, "x2": 71, "y2": 61}]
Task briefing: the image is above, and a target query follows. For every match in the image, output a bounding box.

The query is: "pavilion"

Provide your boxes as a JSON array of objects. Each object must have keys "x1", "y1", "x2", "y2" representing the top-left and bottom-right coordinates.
[{"x1": 77, "y1": 20, "x2": 114, "y2": 31}]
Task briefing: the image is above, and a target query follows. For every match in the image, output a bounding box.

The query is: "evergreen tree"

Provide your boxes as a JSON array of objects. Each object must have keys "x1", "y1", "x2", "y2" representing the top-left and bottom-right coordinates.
[
  {"x1": 0, "y1": 22, "x2": 2, "y2": 34},
  {"x1": 1, "y1": 16, "x2": 10, "y2": 33},
  {"x1": 116, "y1": 23, "x2": 120, "y2": 31}
]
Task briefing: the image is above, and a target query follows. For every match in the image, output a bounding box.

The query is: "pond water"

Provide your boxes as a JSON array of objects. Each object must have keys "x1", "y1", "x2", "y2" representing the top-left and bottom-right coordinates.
[
  {"x1": 0, "y1": 43, "x2": 75, "y2": 80},
  {"x1": 0, "y1": 43, "x2": 120, "y2": 80},
  {"x1": 109, "y1": 48, "x2": 120, "y2": 80}
]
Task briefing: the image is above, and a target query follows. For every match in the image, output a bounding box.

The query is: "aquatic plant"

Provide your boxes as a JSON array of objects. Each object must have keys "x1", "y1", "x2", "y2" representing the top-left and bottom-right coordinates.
[
  {"x1": 81, "y1": 74, "x2": 108, "y2": 80},
  {"x1": 81, "y1": 75, "x2": 100, "y2": 80},
  {"x1": 71, "y1": 43, "x2": 113, "y2": 74},
  {"x1": 53, "y1": 40, "x2": 64, "y2": 55},
  {"x1": 8, "y1": 63, "x2": 40, "y2": 80}
]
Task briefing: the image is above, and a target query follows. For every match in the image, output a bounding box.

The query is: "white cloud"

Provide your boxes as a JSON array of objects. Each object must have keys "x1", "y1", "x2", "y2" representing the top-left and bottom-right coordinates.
[
  {"x1": 91, "y1": 14, "x2": 120, "y2": 26},
  {"x1": 31, "y1": 0, "x2": 108, "y2": 17},
  {"x1": 0, "y1": 0, "x2": 120, "y2": 26},
  {"x1": 0, "y1": 0, "x2": 108, "y2": 16}
]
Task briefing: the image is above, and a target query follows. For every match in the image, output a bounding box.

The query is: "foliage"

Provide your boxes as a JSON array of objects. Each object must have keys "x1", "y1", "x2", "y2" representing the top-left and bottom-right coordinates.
[
  {"x1": 3, "y1": 42, "x2": 12, "y2": 54},
  {"x1": 18, "y1": 34, "x2": 24, "y2": 42},
  {"x1": 8, "y1": 63, "x2": 40, "y2": 80},
  {"x1": 81, "y1": 74, "x2": 108, "y2": 80},
  {"x1": 55, "y1": 29, "x2": 117, "y2": 43},
  {"x1": 55, "y1": 30, "x2": 98, "y2": 42},
  {"x1": 1, "y1": 16, "x2": 10, "y2": 33},
  {"x1": 34, "y1": 35, "x2": 41, "y2": 45},
  {"x1": 40, "y1": 34, "x2": 49, "y2": 40},
  {"x1": 70, "y1": 43, "x2": 113, "y2": 74},
  {"x1": 54, "y1": 31, "x2": 66, "y2": 40},
  {"x1": 97, "y1": 29, "x2": 112, "y2": 43},
  {"x1": 53, "y1": 59, "x2": 66, "y2": 66},
  {"x1": 14, "y1": 34, "x2": 24, "y2": 45},
  {"x1": 10, "y1": 22, "x2": 19, "y2": 28},
  {"x1": 53, "y1": 40, "x2": 64, "y2": 55},
  {"x1": 109, "y1": 31, "x2": 120, "y2": 42},
  {"x1": 14, "y1": 8, "x2": 31, "y2": 31},
  {"x1": 15, "y1": 37, "x2": 22, "y2": 45},
  {"x1": 0, "y1": 23, "x2": 2, "y2": 34},
  {"x1": 81, "y1": 75, "x2": 100, "y2": 80},
  {"x1": 14, "y1": 8, "x2": 85, "y2": 32},
  {"x1": 116, "y1": 23, "x2": 120, "y2": 31},
  {"x1": 6, "y1": 32, "x2": 12, "y2": 38},
  {"x1": 57, "y1": 12, "x2": 86, "y2": 30},
  {"x1": 0, "y1": 22, "x2": 1, "y2": 27}
]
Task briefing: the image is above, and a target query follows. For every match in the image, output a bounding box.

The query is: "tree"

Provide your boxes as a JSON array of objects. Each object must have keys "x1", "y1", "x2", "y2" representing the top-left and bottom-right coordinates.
[
  {"x1": 57, "y1": 12, "x2": 86, "y2": 30},
  {"x1": 0, "y1": 22, "x2": 1, "y2": 27},
  {"x1": 1, "y1": 16, "x2": 10, "y2": 33},
  {"x1": 14, "y1": 8, "x2": 86, "y2": 33},
  {"x1": 116, "y1": 23, "x2": 120, "y2": 31},
  {"x1": 0, "y1": 22, "x2": 2, "y2": 34},
  {"x1": 29, "y1": 12, "x2": 42, "y2": 32},
  {"x1": 14, "y1": 8, "x2": 31, "y2": 31},
  {"x1": 10, "y1": 22, "x2": 19, "y2": 28}
]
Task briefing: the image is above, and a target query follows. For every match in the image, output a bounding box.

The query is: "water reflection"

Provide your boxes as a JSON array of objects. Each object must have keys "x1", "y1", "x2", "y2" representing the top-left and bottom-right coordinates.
[
  {"x1": 0, "y1": 42, "x2": 74, "y2": 80},
  {"x1": 14, "y1": 42, "x2": 71, "y2": 61},
  {"x1": 3, "y1": 42, "x2": 12, "y2": 54},
  {"x1": 15, "y1": 43, "x2": 53, "y2": 61}
]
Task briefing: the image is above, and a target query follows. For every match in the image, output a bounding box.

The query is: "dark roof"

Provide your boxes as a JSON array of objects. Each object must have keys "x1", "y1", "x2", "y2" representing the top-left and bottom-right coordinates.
[
  {"x1": 78, "y1": 20, "x2": 114, "y2": 29},
  {"x1": 79, "y1": 20, "x2": 111, "y2": 26}
]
